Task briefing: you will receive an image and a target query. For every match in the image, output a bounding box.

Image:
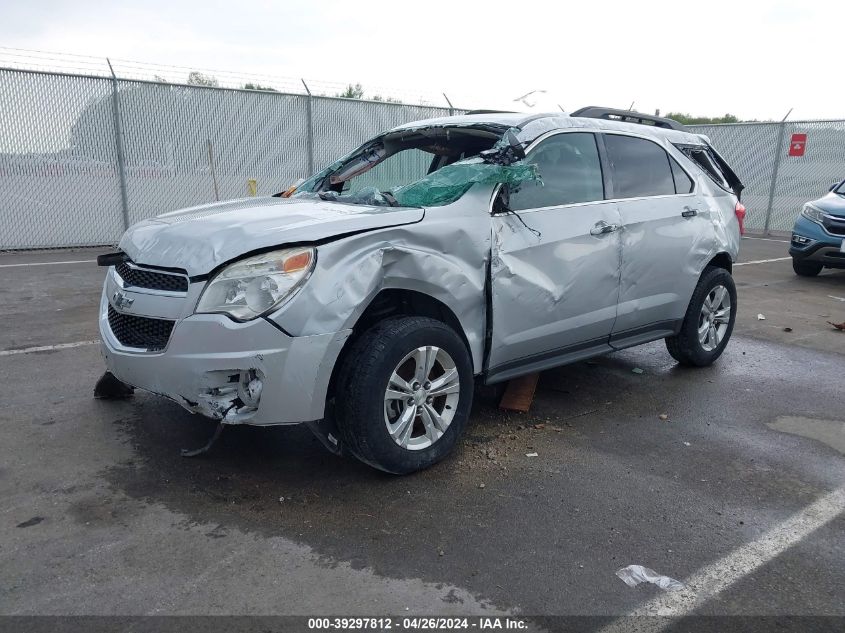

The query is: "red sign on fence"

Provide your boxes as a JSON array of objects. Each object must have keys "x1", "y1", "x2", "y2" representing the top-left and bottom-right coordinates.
[{"x1": 788, "y1": 133, "x2": 807, "y2": 157}]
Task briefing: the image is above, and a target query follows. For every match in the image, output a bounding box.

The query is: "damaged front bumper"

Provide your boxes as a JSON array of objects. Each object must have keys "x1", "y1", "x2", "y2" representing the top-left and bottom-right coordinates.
[{"x1": 98, "y1": 289, "x2": 350, "y2": 425}]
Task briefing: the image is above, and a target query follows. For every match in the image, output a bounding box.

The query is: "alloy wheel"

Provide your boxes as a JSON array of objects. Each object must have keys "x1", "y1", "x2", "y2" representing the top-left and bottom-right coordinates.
[
  {"x1": 698, "y1": 284, "x2": 731, "y2": 352},
  {"x1": 383, "y1": 346, "x2": 460, "y2": 450}
]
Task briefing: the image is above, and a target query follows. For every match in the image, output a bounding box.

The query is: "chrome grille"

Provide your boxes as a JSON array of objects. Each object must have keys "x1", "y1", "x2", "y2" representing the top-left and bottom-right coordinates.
[
  {"x1": 107, "y1": 304, "x2": 175, "y2": 351},
  {"x1": 822, "y1": 216, "x2": 845, "y2": 236},
  {"x1": 115, "y1": 262, "x2": 188, "y2": 293}
]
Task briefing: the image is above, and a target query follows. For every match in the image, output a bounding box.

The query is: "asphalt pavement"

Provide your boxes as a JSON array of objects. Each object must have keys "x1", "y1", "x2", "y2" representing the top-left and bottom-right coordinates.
[{"x1": 1, "y1": 237, "x2": 843, "y2": 630}]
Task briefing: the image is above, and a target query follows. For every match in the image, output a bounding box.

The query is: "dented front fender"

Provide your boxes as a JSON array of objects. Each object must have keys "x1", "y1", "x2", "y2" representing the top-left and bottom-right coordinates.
[{"x1": 268, "y1": 189, "x2": 493, "y2": 373}]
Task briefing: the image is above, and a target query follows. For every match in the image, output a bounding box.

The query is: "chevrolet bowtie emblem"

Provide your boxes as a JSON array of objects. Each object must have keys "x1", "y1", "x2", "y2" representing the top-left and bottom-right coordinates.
[{"x1": 113, "y1": 290, "x2": 134, "y2": 310}]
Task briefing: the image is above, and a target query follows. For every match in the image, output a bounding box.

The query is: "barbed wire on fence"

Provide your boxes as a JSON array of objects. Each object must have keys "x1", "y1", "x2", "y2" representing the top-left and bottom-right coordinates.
[
  {"x1": 0, "y1": 46, "x2": 453, "y2": 108},
  {"x1": 2, "y1": 50, "x2": 844, "y2": 249},
  {"x1": 0, "y1": 62, "x2": 458, "y2": 249}
]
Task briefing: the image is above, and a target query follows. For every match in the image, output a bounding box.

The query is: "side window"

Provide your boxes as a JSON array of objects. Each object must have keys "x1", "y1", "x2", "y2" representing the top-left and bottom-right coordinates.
[
  {"x1": 679, "y1": 146, "x2": 730, "y2": 190},
  {"x1": 670, "y1": 157, "x2": 694, "y2": 194},
  {"x1": 604, "y1": 135, "x2": 675, "y2": 198},
  {"x1": 509, "y1": 133, "x2": 604, "y2": 211}
]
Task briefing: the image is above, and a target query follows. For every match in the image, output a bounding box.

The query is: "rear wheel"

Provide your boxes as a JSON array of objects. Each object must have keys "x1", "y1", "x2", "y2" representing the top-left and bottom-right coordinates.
[
  {"x1": 666, "y1": 266, "x2": 737, "y2": 367},
  {"x1": 792, "y1": 258, "x2": 823, "y2": 277},
  {"x1": 335, "y1": 316, "x2": 473, "y2": 474}
]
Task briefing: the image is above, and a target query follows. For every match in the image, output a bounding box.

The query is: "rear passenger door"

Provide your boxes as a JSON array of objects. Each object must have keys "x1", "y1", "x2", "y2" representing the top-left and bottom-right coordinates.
[{"x1": 603, "y1": 133, "x2": 709, "y2": 345}]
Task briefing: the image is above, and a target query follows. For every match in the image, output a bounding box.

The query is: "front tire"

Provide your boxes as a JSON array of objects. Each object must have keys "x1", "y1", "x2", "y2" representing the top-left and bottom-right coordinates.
[
  {"x1": 666, "y1": 266, "x2": 737, "y2": 367},
  {"x1": 792, "y1": 258, "x2": 823, "y2": 277},
  {"x1": 335, "y1": 316, "x2": 473, "y2": 474}
]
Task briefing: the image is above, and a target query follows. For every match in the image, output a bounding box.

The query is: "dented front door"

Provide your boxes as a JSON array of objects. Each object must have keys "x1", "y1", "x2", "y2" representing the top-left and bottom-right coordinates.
[{"x1": 486, "y1": 131, "x2": 622, "y2": 377}]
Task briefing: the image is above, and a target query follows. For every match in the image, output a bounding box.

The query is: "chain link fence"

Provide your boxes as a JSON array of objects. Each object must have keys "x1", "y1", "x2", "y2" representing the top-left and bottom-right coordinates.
[
  {"x1": 0, "y1": 69, "x2": 124, "y2": 247},
  {"x1": 0, "y1": 67, "x2": 454, "y2": 249},
  {"x1": 2, "y1": 65, "x2": 843, "y2": 249},
  {"x1": 688, "y1": 120, "x2": 845, "y2": 233}
]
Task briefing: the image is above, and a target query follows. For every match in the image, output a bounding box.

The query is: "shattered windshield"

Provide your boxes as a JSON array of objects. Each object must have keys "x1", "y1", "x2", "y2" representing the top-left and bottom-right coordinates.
[
  {"x1": 344, "y1": 148, "x2": 433, "y2": 195},
  {"x1": 292, "y1": 125, "x2": 541, "y2": 208}
]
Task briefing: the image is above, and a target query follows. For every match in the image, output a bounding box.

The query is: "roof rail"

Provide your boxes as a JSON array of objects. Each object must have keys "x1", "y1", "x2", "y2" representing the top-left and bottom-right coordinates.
[
  {"x1": 464, "y1": 109, "x2": 518, "y2": 115},
  {"x1": 570, "y1": 106, "x2": 686, "y2": 131}
]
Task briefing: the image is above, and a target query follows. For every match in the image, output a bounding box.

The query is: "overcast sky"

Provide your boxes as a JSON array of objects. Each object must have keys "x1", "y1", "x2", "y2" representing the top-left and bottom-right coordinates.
[{"x1": 1, "y1": 0, "x2": 841, "y2": 120}]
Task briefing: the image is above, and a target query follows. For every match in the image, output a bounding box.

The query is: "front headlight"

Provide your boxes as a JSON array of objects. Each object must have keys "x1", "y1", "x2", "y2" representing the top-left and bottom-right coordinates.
[
  {"x1": 196, "y1": 247, "x2": 315, "y2": 321},
  {"x1": 801, "y1": 204, "x2": 825, "y2": 225}
]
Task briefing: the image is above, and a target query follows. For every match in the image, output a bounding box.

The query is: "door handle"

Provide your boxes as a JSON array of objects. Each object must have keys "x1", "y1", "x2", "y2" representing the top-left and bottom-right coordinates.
[
  {"x1": 682, "y1": 206, "x2": 699, "y2": 218},
  {"x1": 590, "y1": 220, "x2": 620, "y2": 236}
]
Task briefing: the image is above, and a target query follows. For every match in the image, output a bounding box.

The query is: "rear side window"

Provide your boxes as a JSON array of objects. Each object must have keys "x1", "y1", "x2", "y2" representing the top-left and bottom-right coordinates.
[
  {"x1": 670, "y1": 157, "x2": 694, "y2": 194},
  {"x1": 677, "y1": 146, "x2": 731, "y2": 190},
  {"x1": 604, "y1": 135, "x2": 675, "y2": 198},
  {"x1": 510, "y1": 132, "x2": 604, "y2": 210}
]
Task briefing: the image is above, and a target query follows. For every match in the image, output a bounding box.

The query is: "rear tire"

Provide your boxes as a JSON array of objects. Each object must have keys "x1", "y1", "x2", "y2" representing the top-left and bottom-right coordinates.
[
  {"x1": 334, "y1": 316, "x2": 473, "y2": 474},
  {"x1": 792, "y1": 258, "x2": 823, "y2": 277},
  {"x1": 665, "y1": 266, "x2": 737, "y2": 367}
]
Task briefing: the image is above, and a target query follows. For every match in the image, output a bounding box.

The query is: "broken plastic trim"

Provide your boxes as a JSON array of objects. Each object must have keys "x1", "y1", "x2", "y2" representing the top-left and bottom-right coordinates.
[
  {"x1": 181, "y1": 420, "x2": 227, "y2": 457},
  {"x1": 93, "y1": 371, "x2": 134, "y2": 399},
  {"x1": 304, "y1": 416, "x2": 346, "y2": 456}
]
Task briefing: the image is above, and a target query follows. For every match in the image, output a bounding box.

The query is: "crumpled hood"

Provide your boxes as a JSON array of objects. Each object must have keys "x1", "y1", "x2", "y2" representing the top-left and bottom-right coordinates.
[
  {"x1": 812, "y1": 192, "x2": 845, "y2": 217},
  {"x1": 119, "y1": 197, "x2": 424, "y2": 276}
]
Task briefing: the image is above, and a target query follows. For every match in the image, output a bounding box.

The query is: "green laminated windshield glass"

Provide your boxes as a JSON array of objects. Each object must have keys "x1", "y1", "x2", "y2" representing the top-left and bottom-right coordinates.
[
  {"x1": 392, "y1": 159, "x2": 540, "y2": 207},
  {"x1": 290, "y1": 125, "x2": 540, "y2": 208}
]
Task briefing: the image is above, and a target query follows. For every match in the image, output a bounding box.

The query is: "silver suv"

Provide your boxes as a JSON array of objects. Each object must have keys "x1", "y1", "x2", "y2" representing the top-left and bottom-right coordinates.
[{"x1": 96, "y1": 107, "x2": 746, "y2": 473}]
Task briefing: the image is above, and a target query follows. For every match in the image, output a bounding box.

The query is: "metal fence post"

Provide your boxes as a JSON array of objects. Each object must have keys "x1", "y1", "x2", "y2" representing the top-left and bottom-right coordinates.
[
  {"x1": 106, "y1": 58, "x2": 130, "y2": 231},
  {"x1": 443, "y1": 93, "x2": 455, "y2": 116},
  {"x1": 301, "y1": 79, "x2": 314, "y2": 176},
  {"x1": 763, "y1": 109, "x2": 792, "y2": 235},
  {"x1": 206, "y1": 139, "x2": 220, "y2": 201}
]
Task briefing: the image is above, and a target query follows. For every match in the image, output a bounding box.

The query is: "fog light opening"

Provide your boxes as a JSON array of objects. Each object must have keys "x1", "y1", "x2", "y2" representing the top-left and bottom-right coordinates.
[{"x1": 237, "y1": 369, "x2": 264, "y2": 409}]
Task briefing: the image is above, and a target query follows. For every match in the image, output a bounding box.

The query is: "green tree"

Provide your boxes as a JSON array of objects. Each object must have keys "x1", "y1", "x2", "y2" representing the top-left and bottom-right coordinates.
[
  {"x1": 337, "y1": 83, "x2": 364, "y2": 99},
  {"x1": 665, "y1": 112, "x2": 740, "y2": 125},
  {"x1": 187, "y1": 71, "x2": 219, "y2": 87},
  {"x1": 243, "y1": 82, "x2": 277, "y2": 91}
]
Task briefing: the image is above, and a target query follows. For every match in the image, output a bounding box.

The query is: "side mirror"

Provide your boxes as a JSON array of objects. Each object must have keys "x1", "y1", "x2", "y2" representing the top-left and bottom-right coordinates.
[
  {"x1": 480, "y1": 129, "x2": 526, "y2": 165},
  {"x1": 830, "y1": 182, "x2": 841, "y2": 192},
  {"x1": 505, "y1": 129, "x2": 526, "y2": 160}
]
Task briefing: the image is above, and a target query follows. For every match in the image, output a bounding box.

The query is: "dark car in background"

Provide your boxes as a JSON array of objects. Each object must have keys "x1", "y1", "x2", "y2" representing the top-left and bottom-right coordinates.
[{"x1": 790, "y1": 181, "x2": 845, "y2": 276}]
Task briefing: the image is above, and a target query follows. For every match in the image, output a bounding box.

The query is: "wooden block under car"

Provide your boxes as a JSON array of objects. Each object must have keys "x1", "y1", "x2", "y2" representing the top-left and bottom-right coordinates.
[{"x1": 498, "y1": 372, "x2": 540, "y2": 412}]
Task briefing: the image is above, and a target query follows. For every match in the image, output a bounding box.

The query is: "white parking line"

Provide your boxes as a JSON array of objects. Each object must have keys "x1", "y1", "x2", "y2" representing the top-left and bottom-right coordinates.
[
  {"x1": 0, "y1": 340, "x2": 100, "y2": 356},
  {"x1": 600, "y1": 485, "x2": 845, "y2": 632},
  {"x1": 0, "y1": 259, "x2": 96, "y2": 268},
  {"x1": 734, "y1": 257, "x2": 792, "y2": 266},
  {"x1": 742, "y1": 236, "x2": 790, "y2": 243}
]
